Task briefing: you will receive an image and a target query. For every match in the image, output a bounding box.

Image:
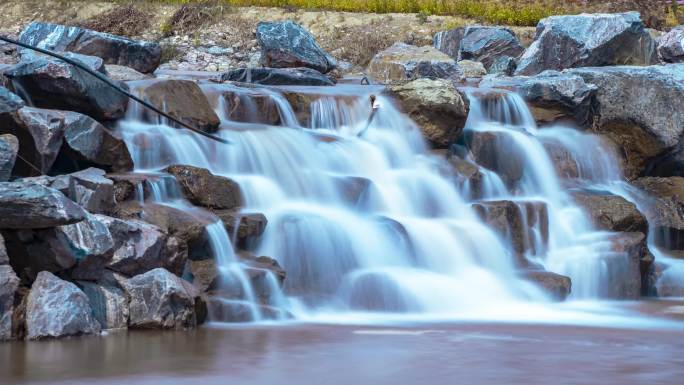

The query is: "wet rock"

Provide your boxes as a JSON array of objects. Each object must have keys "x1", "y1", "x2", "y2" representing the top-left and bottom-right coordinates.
[
  {"x1": 520, "y1": 270, "x2": 571, "y2": 301},
  {"x1": 458, "y1": 60, "x2": 486, "y2": 78},
  {"x1": 122, "y1": 268, "x2": 199, "y2": 329},
  {"x1": 215, "y1": 89, "x2": 282, "y2": 125},
  {"x1": 632, "y1": 177, "x2": 684, "y2": 251},
  {"x1": 19, "y1": 22, "x2": 161, "y2": 73},
  {"x1": 106, "y1": 172, "x2": 160, "y2": 203},
  {"x1": 368, "y1": 43, "x2": 462, "y2": 83},
  {"x1": 516, "y1": 12, "x2": 655, "y2": 76},
  {"x1": 213, "y1": 211, "x2": 267, "y2": 248},
  {"x1": 164, "y1": 165, "x2": 242, "y2": 210},
  {"x1": 256, "y1": 21, "x2": 336, "y2": 74},
  {"x1": 604, "y1": 232, "x2": 649, "y2": 299},
  {"x1": 487, "y1": 55, "x2": 517, "y2": 76},
  {"x1": 647, "y1": 141, "x2": 684, "y2": 177},
  {"x1": 466, "y1": 130, "x2": 524, "y2": 186},
  {"x1": 567, "y1": 65, "x2": 684, "y2": 179},
  {"x1": 434, "y1": 26, "x2": 524, "y2": 71},
  {"x1": 0, "y1": 182, "x2": 87, "y2": 229},
  {"x1": 187, "y1": 259, "x2": 219, "y2": 293},
  {"x1": 657, "y1": 26, "x2": 684, "y2": 63},
  {"x1": 218, "y1": 67, "x2": 335, "y2": 86},
  {"x1": 0, "y1": 134, "x2": 18, "y2": 181},
  {"x1": 446, "y1": 155, "x2": 485, "y2": 200},
  {"x1": 472, "y1": 200, "x2": 549, "y2": 267},
  {"x1": 0, "y1": 265, "x2": 19, "y2": 340},
  {"x1": 78, "y1": 281, "x2": 128, "y2": 330},
  {"x1": 104, "y1": 64, "x2": 152, "y2": 81},
  {"x1": 5, "y1": 56, "x2": 128, "y2": 121},
  {"x1": 25, "y1": 271, "x2": 100, "y2": 339},
  {"x1": 139, "y1": 80, "x2": 220, "y2": 133},
  {"x1": 98, "y1": 215, "x2": 167, "y2": 277},
  {"x1": 542, "y1": 141, "x2": 580, "y2": 179},
  {"x1": 571, "y1": 191, "x2": 648, "y2": 234},
  {"x1": 384, "y1": 78, "x2": 469, "y2": 148}
]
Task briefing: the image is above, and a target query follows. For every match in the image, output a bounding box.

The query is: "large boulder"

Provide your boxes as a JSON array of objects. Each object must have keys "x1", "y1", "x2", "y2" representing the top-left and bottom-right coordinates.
[
  {"x1": 25, "y1": 271, "x2": 101, "y2": 339},
  {"x1": 0, "y1": 265, "x2": 19, "y2": 340},
  {"x1": 99, "y1": 215, "x2": 168, "y2": 277},
  {"x1": 19, "y1": 22, "x2": 161, "y2": 73},
  {"x1": 0, "y1": 134, "x2": 18, "y2": 181},
  {"x1": 256, "y1": 21, "x2": 336, "y2": 74},
  {"x1": 384, "y1": 78, "x2": 469, "y2": 148},
  {"x1": 5, "y1": 56, "x2": 128, "y2": 121},
  {"x1": 164, "y1": 165, "x2": 243, "y2": 210},
  {"x1": 567, "y1": 65, "x2": 684, "y2": 179},
  {"x1": 571, "y1": 191, "x2": 649, "y2": 234},
  {"x1": 218, "y1": 67, "x2": 334, "y2": 86},
  {"x1": 632, "y1": 177, "x2": 684, "y2": 251},
  {"x1": 657, "y1": 26, "x2": 684, "y2": 63},
  {"x1": 78, "y1": 281, "x2": 128, "y2": 330},
  {"x1": 0, "y1": 182, "x2": 87, "y2": 229},
  {"x1": 520, "y1": 270, "x2": 571, "y2": 301},
  {"x1": 516, "y1": 12, "x2": 655, "y2": 76},
  {"x1": 138, "y1": 80, "x2": 220, "y2": 133},
  {"x1": 434, "y1": 25, "x2": 524, "y2": 70},
  {"x1": 122, "y1": 268, "x2": 199, "y2": 329},
  {"x1": 368, "y1": 43, "x2": 462, "y2": 83}
]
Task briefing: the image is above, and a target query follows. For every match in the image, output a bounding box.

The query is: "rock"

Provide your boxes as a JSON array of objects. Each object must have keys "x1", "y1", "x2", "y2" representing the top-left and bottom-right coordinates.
[
  {"x1": 466, "y1": 130, "x2": 524, "y2": 186},
  {"x1": 657, "y1": 26, "x2": 684, "y2": 63},
  {"x1": 7, "y1": 107, "x2": 67, "y2": 176},
  {"x1": 5, "y1": 56, "x2": 128, "y2": 121},
  {"x1": 239, "y1": 253, "x2": 286, "y2": 304},
  {"x1": 187, "y1": 259, "x2": 219, "y2": 293},
  {"x1": 99, "y1": 215, "x2": 167, "y2": 277},
  {"x1": 567, "y1": 65, "x2": 684, "y2": 179},
  {"x1": 384, "y1": 78, "x2": 469, "y2": 148},
  {"x1": 104, "y1": 64, "x2": 152, "y2": 81},
  {"x1": 78, "y1": 281, "x2": 128, "y2": 330},
  {"x1": 603, "y1": 232, "x2": 649, "y2": 298},
  {"x1": 19, "y1": 22, "x2": 161, "y2": 73},
  {"x1": 213, "y1": 211, "x2": 267, "y2": 248},
  {"x1": 164, "y1": 165, "x2": 242, "y2": 210},
  {"x1": 571, "y1": 191, "x2": 649, "y2": 234},
  {"x1": 256, "y1": 20, "x2": 336, "y2": 74},
  {"x1": 446, "y1": 155, "x2": 486, "y2": 200},
  {"x1": 138, "y1": 80, "x2": 220, "y2": 133},
  {"x1": 122, "y1": 268, "x2": 199, "y2": 329},
  {"x1": 0, "y1": 265, "x2": 19, "y2": 340},
  {"x1": 0, "y1": 86, "x2": 24, "y2": 115},
  {"x1": 0, "y1": 182, "x2": 87, "y2": 229},
  {"x1": 488, "y1": 56, "x2": 517, "y2": 76},
  {"x1": 0, "y1": 134, "x2": 18, "y2": 181},
  {"x1": 25, "y1": 271, "x2": 100, "y2": 339},
  {"x1": 520, "y1": 270, "x2": 571, "y2": 301},
  {"x1": 50, "y1": 168, "x2": 115, "y2": 214},
  {"x1": 542, "y1": 141, "x2": 580, "y2": 179},
  {"x1": 215, "y1": 89, "x2": 282, "y2": 125},
  {"x1": 471, "y1": 200, "x2": 549, "y2": 267},
  {"x1": 632, "y1": 177, "x2": 684, "y2": 251},
  {"x1": 458, "y1": 60, "x2": 486, "y2": 78},
  {"x1": 516, "y1": 12, "x2": 655, "y2": 76},
  {"x1": 218, "y1": 67, "x2": 334, "y2": 86},
  {"x1": 434, "y1": 26, "x2": 524, "y2": 70},
  {"x1": 648, "y1": 141, "x2": 684, "y2": 177},
  {"x1": 0, "y1": 233, "x2": 7, "y2": 265},
  {"x1": 368, "y1": 43, "x2": 462, "y2": 83}
]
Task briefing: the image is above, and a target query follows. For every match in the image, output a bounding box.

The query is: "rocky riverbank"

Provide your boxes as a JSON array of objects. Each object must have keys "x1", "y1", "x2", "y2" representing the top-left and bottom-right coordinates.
[{"x1": 1, "y1": 4, "x2": 684, "y2": 342}]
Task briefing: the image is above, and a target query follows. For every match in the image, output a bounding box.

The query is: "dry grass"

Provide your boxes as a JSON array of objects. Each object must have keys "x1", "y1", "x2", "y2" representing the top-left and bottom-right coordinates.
[
  {"x1": 161, "y1": 0, "x2": 231, "y2": 35},
  {"x1": 78, "y1": 5, "x2": 152, "y2": 36}
]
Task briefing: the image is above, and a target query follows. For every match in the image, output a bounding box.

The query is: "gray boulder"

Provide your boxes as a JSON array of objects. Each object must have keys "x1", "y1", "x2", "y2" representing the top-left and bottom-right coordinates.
[
  {"x1": 218, "y1": 67, "x2": 334, "y2": 86},
  {"x1": 78, "y1": 281, "x2": 128, "y2": 330},
  {"x1": 488, "y1": 55, "x2": 517, "y2": 76},
  {"x1": 122, "y1": 268, "x2": 199, "y2": 329},
  {"x1": 25, "y1": 271, "x2": 101, "y2": 339},
  {"x1": 100, "y1": 215, "x2": 167, "y2": 277},
  {"x1": 8, "y1": 107, "x2": 68, "y2": 176},
  {"x1": 0, "y1": 182, "x2": 87, "y2": 229},
  {"x1": 0, "y1": 134, "x2": 18, "y2": 181},
  {"x1": 50, "y1": 168, "x2": 115, "y2": 214},
  {"x1": 516, "y1": 12, "x2": 655, "y2": 76},
  {"x1": 434, "y1": 25, "x2": 524, "y2": 70},
  {"x1": 368, "y1": 43, "x2": 462, "y2": 83},
  {"x1": 19, "y1": 21, "x2": 161, "y2": 73},
  {"x1": 256, "y1": 21, "x2": 336, "y2": 74},
  {"x1": 657, "y1": 26, "x2": 684, "y2": 63},
  {"x1": 0, "y1": 265, "x2": 19, "y2": 340}
]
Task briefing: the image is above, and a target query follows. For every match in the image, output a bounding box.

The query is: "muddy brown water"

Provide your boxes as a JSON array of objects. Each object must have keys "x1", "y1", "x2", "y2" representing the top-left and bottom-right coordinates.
[{"x1": 2, "y1": 301, "x2": 684, "y2": 385}]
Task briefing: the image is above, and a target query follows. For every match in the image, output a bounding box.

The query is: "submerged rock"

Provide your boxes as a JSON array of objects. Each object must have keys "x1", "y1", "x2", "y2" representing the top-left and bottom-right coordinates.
[
  {"x1": 213, "y1": 211, "x2": 267, "y2": 247},
  {"x1": 384, "y1": 78, "x2": 469, "y2": 148},
  {"x1": 19, "y1": 21, "x2": 161, "y2": 73},
  {"x1": 0, "y1": 134, "x2": 18, "y2": 181},
  {"x1": 139, "y1": 80, "x2": 220, "y2": 133},
  {"x1": 657, "y1": 26, "x2": 684, "y2": 63},
  {"x1": 516, "y1": 12, "x2": 655, "y2": 76},
  {"x1": 0, "y1": 265, "x2": 20, "y2": 340},
  {"x1": 604, "y1": 232, "x2": 650, "y2": 299},
  {"x1": 218, "y1": 67, "x2": 334, "y2": 86},
  {"x1": 256, "y1": 20, "x2": 336, "y2": 74},
  {"x1": 0, "y1": 182, "x2": 87, "y2": 229},
  {"x1": 164, "y1": 165, "x2": 243, "y2": 210},
  {"x1": 368, "y1": 43, "x2": 462, "y2": 83},
  {"x1": 434, "y1": 25, "x2": 524, "y2": 70},
  {"x1": 25, "y1": 271, "x2": 100, "y2": 339}
]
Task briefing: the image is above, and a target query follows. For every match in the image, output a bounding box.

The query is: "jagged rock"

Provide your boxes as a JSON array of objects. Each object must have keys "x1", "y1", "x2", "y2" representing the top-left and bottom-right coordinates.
[
  {"x1": 139, "y1": 80, "x2": 220, "y2": 133},
  {"x1": 78, "y1": 281, "x2": 128, "y2": 330},
  {"x1": 571, "y1": 191, "x2": 648, "y2": 234},
  {"x1": 19, "y1": 22, "x2": 161, "y2": 73},
  {"x1": 99, "y1": 215, "x2": 167, "y2": 277},
  {"x1": 0, "y1": 182, "x2": 87, "y2": 229},
  {"x1": 632, "y1": 177, "x2": 684, "y2": 251},
  {"x1": 213, "y1": 211, "x2": 267, "y2": 247},
  {"x1": 5, "y1": 56, "x2": 128, "y2": 121},
  {"x1": 164, "y1": 165, "x2": 242, "y2": 210},
  {"x1": 657, "y1": 26, "x2": 684, "y2": 63},
  {"x1": 567, "y1": 65, "x2": 684, "y2": 179},
  {"x1": 6, "y1": 107, "x2": 67, "y2": 176},
  {"x1": 488, "y1": 55, "x2": 517, "y2": 76},
  {"x1": 458, "y1": 60, "x2": 486, "y2": 78},
  {"x1": 516, "y1": 12, "x2": 655, "y2": 76},
  {"x1": 384, "y1": 78, "x2": 469, "y2": 148},
  {"x1": 122, "y1": 268, "x2": 199, "y2": 329},
  {"x1": 368, "y1": 43, "x2": 462, "y2": 83},
  {"x1": 256, "y1": 21, "x2": 336, "y2": 74},
  {"x1": 218, "y1": 67, "x2": 334, "y2": 86},
  {"x1": 520, "y1": 270, "x2": 571, "y2": 301},
  {"x1": 0, "y1": 265, "x2": 19, "y2": 340},
  {"x1": 50, "y1": 168, "x2": 115, "y2": 214},
  {"x1": 472, "y1": 200, "x2": 549, "y2": 267},
  {"x1": 0, "y1": 134, "x2": 18, "y2": 181},
  {"x1": 0, "y1": 233, "x2": 7, "y2": 265},
  {"x1": 25, "y1": 271, "x2": 100, "y2": 339},
  {"x1": 104, "y1": 64, "x2": 152, "y2": 81},
  {"x1": 434, "y1": 25, "x2": 524, "y2": 70},
  {"x1": 647, "y1": 141, "x2": 684, "y2": 177}
]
